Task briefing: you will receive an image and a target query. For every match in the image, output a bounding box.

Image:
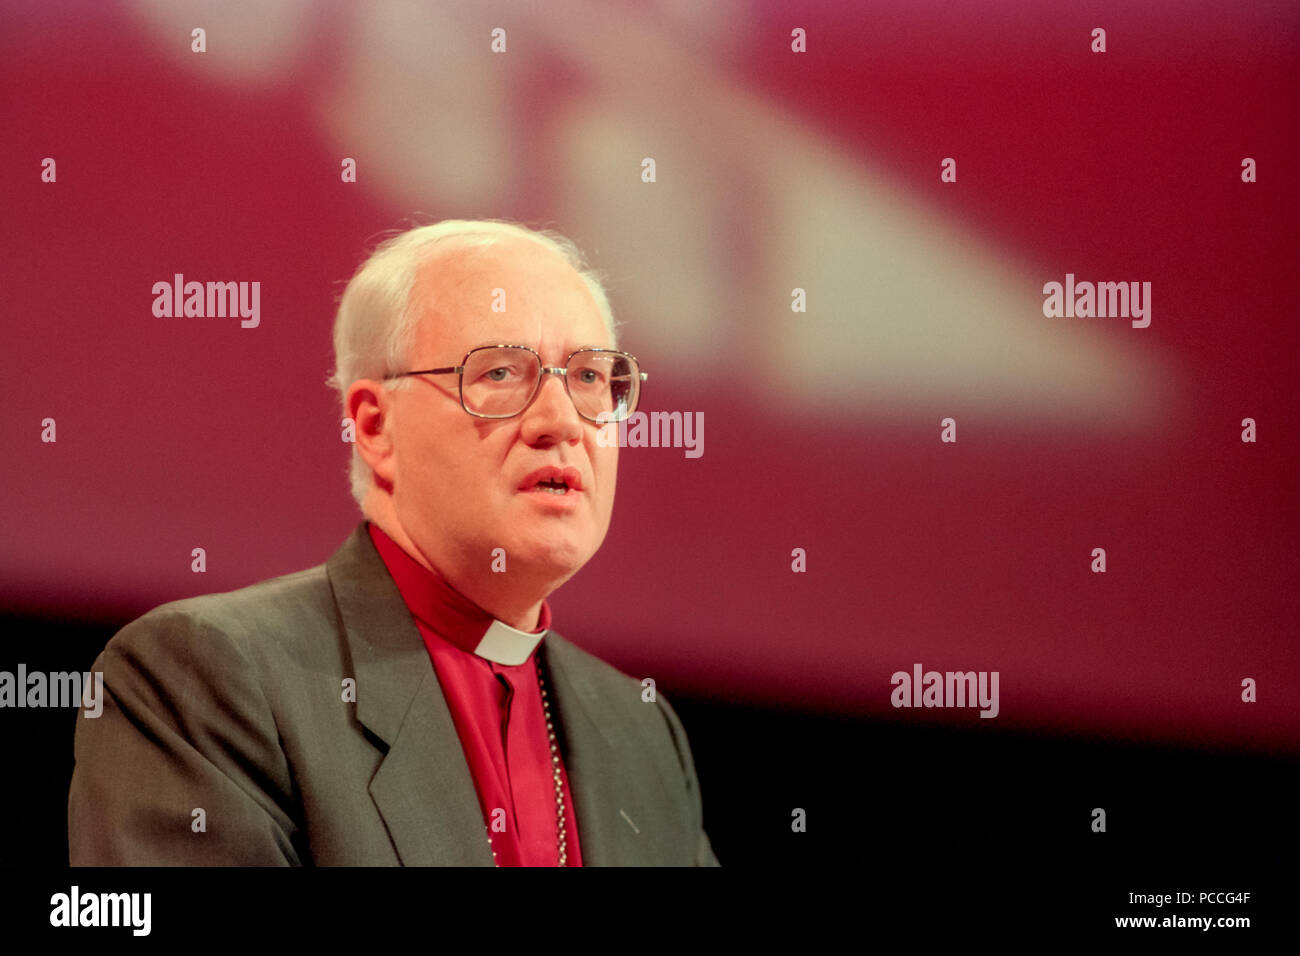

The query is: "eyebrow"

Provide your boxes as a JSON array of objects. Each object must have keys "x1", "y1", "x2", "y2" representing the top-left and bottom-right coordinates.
[{"x1": 466, "y1": 342, "x2": 612, "y2": 352}]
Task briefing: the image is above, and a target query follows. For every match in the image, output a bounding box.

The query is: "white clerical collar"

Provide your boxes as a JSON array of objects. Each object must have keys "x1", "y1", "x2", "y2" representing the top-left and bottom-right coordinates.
[{"x1": 473, "y1": 619, "x2": 548, "y2": 666}]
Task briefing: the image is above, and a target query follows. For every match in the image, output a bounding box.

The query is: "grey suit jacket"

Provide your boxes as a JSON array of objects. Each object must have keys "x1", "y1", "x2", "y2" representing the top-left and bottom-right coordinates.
[{"x1": 68, "y1": 523, "x2": 719, "y2": 866}]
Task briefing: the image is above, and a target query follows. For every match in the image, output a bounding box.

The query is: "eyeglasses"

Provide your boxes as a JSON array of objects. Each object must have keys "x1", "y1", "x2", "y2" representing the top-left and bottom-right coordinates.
[{"x1": 384, "y1": 345, "x2": 648, "y2": 423}]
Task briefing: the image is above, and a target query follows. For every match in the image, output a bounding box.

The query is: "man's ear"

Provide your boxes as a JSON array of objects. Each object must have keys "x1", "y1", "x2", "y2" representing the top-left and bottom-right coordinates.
[{"x1": 348, "y1": 379, "x2": 396, "y2": 489}]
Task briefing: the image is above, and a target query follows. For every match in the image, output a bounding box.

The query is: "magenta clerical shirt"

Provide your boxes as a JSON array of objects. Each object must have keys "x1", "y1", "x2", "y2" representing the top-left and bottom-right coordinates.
[{"x1": 368, "y1": 522, "x2": 583, "y2": 867}]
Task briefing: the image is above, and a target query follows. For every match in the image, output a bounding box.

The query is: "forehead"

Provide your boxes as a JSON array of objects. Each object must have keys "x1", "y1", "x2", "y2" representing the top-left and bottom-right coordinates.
[{"x1": 409, "y1": 238, "x2": 609, "y2": 354}]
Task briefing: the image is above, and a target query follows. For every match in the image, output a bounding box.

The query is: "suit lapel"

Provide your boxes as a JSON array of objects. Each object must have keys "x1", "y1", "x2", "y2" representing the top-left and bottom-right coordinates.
[
  {"x1": 326, "y1": 523, "x2": 666, "y2": 866},
  {"x1": 326, "y1": 524, "x2": 493, "y2": 866},
  {"x1": 544, "y1": 634, "x2": 661, "y2": 866}
]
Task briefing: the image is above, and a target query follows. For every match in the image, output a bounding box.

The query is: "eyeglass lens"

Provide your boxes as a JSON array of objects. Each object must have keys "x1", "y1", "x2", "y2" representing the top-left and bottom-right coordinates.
[{"x1": 461, "y1": 347, "x2": 638, "y2": 420}]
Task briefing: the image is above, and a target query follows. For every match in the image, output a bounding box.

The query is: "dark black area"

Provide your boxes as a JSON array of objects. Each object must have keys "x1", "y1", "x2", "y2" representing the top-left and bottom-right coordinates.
[
  {"x1": 1, "y1": 612, "x2": 1291, "y2": 914},
  {"x1": 675, "y1": 695, "x2": 1297, "y2": 876}
]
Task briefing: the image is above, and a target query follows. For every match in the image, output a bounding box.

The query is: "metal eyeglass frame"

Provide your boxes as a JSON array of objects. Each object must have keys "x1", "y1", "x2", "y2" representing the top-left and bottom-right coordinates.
[{"x1": 383, "y1": 344, "x2": 648, "y2": 423}]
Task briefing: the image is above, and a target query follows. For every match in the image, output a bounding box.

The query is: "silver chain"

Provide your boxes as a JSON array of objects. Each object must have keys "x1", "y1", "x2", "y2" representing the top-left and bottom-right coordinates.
[{"x1": 484, "y1": 656, "x2": 567, "y2": 866}]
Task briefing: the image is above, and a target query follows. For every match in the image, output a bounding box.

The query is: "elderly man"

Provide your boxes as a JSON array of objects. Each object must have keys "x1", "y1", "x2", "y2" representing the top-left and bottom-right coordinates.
[{"x1": 68, "y1": 219, "x2": 719, "y2": 866}]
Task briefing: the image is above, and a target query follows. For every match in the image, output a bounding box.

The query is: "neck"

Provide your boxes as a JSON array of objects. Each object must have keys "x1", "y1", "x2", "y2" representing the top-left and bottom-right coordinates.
[{"x1": 366, "y1": 508, "x2": 554, "y2": 632}]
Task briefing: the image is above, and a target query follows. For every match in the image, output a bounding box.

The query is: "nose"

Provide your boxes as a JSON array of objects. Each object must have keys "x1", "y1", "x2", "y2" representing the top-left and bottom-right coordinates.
[{"x1": 518, "y1": 368, "x2": 582, "y2": 446}]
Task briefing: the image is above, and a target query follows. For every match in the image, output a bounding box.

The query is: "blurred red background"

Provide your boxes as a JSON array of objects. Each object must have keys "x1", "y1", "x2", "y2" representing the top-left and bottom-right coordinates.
[{"x1": 3, "y1": 0, "x2": 1296, "y2": 754}]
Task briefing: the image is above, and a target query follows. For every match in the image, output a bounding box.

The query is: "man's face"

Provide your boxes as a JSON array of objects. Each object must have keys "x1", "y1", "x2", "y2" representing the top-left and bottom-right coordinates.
[{"x1": 385, "y1": 238, "x2": 618, "y2": 590}]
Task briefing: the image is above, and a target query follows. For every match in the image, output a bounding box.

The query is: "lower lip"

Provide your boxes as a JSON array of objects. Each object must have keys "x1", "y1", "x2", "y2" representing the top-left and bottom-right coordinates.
[{"x1": 520, "y1": 487, "x2": 583, "y2": 510}]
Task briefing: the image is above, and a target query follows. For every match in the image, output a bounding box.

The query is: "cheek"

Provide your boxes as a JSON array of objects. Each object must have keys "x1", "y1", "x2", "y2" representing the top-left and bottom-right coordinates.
[
  {"x1": 399, "y1": 429, "x2": 492, "y2": 517},
  {"x1": 432, "y1": 425, "x2": 508, "y2": 483},
  {"x1": 410, "y1": 439, "x2": 454, "y2": 486},
  {"x1": 593, "y1": 448, "x2": 618, "y2": 510}
]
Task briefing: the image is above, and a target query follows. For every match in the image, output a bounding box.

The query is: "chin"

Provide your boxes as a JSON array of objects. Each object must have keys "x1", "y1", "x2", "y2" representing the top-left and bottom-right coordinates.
[{"x1": 512, "y1": 535, "x2": 595, "y2": 577}]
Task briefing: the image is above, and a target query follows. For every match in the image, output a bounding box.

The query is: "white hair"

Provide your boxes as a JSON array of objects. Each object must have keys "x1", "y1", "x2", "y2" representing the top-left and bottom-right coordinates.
[{"x1": 325, "y1": 218, "x2": 619, "y2": 511}]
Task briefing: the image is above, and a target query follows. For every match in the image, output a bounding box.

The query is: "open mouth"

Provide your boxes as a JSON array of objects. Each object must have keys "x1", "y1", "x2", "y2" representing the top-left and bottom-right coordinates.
[
  {"x1": 519, "y1": 466, "x2": 583, "y2": 497},
  {"x1": 533, "y1": 479, "x2": 572, "y2": 495}
]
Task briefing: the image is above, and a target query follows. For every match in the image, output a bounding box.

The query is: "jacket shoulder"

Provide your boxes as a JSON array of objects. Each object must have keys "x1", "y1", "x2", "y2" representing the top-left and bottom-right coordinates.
[
  {"x1": 109, "y1": 562, "x2": 336, "y2": 665},
  {"x1": 544, "y1": 630, "x2": 639, "y2": 687},
  {"x1": 544, "y1": 630, "x2": 690, "y2": 747}
]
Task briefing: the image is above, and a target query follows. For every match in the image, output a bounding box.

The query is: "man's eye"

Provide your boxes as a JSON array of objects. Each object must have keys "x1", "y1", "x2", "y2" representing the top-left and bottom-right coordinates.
[
  {"x1": 576, "y1": 368, "x2": 604, "y2": 386},
  {"x1": 485, "y1": 366, "x2": 517, "y2": 382}
]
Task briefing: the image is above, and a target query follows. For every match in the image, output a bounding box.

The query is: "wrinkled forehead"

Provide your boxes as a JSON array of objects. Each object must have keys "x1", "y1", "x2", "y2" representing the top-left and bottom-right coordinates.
[{"x1": 409, "y1": 238, "x2": 609, "y2": 355}]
